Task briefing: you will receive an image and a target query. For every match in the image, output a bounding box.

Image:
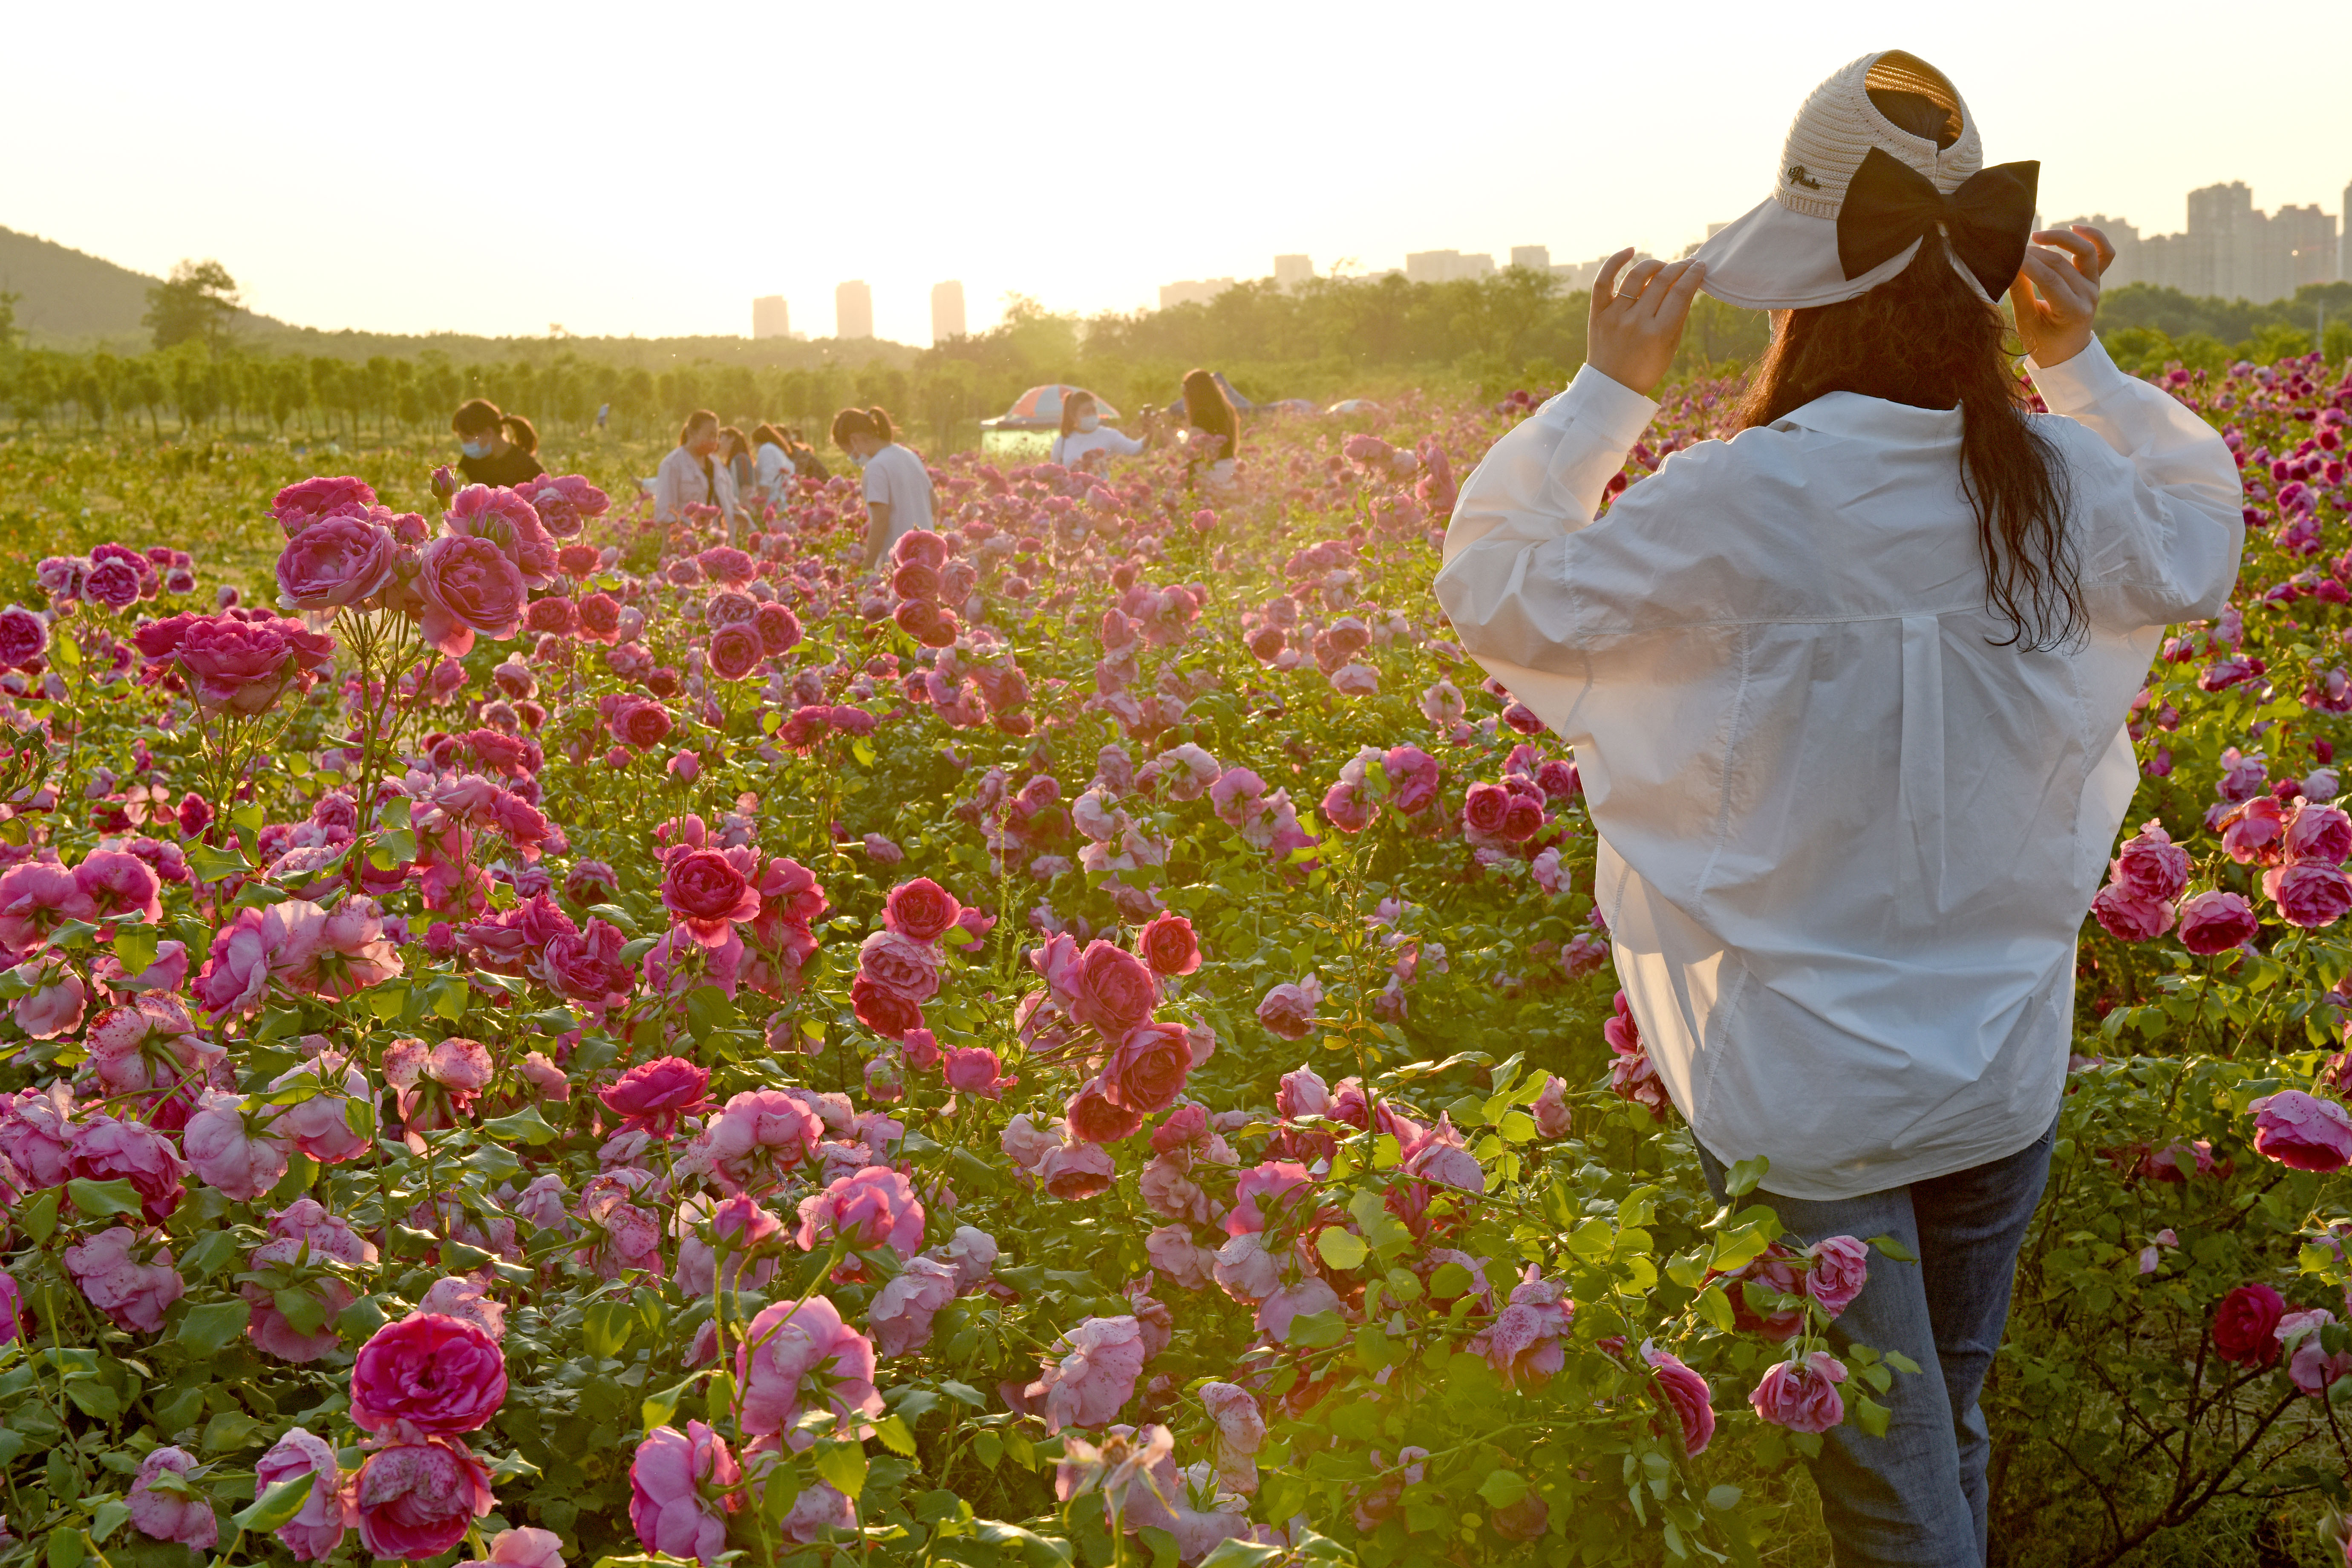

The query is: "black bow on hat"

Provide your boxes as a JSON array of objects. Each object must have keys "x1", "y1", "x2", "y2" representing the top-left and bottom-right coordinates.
[{"x1": 1836, "y1": 146, "x2": 2040, "y2": 298}]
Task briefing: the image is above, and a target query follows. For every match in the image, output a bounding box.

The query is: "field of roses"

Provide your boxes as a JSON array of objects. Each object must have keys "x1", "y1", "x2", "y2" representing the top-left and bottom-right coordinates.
[{"x1": 1, "y1": 348, "x2": 2352, "y2": 1568}]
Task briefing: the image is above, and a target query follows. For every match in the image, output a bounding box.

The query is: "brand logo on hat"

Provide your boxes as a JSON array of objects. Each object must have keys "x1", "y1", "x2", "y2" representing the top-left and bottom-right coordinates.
[{"x1": 1785, "y1": 166, "x2": 1824, "y2": 191}]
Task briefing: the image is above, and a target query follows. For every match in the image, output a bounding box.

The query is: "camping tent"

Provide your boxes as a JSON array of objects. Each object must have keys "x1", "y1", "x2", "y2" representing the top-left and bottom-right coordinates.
[{"x1": 980, "y1": 384, "x2": 1124, "y2": 433}]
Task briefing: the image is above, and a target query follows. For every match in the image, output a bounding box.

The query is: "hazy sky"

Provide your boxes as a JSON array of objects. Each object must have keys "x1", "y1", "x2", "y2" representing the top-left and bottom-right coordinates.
[{"x1": 7, "y1": 0, "x2": 2349, "y2": 346}]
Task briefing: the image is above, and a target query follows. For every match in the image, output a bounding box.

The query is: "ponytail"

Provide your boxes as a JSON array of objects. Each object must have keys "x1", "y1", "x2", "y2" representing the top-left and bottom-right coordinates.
[
  {"x1": 500, "y1": 413, "x2": 539, "y2": 455},
  {"x1": 830, "y1": 406, "x2": 895, "y2": 450},
  {"x1": 678, "y1": 409, "x2": 718, "y2": 447}
]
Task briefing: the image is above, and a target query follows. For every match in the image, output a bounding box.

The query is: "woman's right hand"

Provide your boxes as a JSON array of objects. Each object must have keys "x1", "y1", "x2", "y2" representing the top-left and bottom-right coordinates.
[
  {"x1": 2010, "y1": 225, "x2": 2113, "y2": 369},
  {"x1": 1586, "y1": 249, "x2": 1706, "y2": 398}
]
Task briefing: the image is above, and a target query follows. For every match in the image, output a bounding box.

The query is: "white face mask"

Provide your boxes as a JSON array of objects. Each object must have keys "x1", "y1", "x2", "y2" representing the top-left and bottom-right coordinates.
[{"x1": 1075, "y1": 413, "x2": 1101, "y2": 433}]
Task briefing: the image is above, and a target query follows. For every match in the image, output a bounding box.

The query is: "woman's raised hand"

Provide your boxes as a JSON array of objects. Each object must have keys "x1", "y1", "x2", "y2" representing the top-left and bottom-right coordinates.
[
  {"x1": 2010, "y1": 225, "x2": 2113, "y2": 368},
  {"x1": 1586, "y1": 249, "x2": 1706, "y2": 398}
]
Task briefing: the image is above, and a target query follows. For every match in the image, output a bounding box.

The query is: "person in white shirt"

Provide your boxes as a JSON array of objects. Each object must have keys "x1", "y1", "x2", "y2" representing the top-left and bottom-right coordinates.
[
  {"x1": 832, "y1": 405, "x2": 934, "y2": 573},
  {"x1": 1436, "y1": 51, "x2": 2240, "y2": 1566},
  {"x1": 1048, "y1": 391, "x2": 1145, "y2": 470},
  {"x1": 752, "y1": 422, "x2": 798, "y2": 506},
  {"x1": 652, "y1": 410, "x2": 738, "y2": 534}
]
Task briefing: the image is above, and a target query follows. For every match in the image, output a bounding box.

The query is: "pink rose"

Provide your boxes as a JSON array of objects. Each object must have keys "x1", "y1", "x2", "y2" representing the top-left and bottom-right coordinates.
[
  {"x1": 75, "y1": 847, "x2": 163, "y2": 922},
  {"x1": 63, "y1": 1225, "x2": 185, "y2": 1332},
  {"x1": 0, "y1": 1084, "x2": 74, "y2": 1186},
  {"x1": 1462, "y1": 781, "x2": 1510, "y2": 834},
  {"x1": 277, "y1": 513, "x2": 397, "y2": 611},
  {"x1": 882, "y1": 877, "x2": 961, "y2": 942},
  {"x1": 857, "y1": 929, "x2": 942, "y2": 1003},
  {"x1": 707, "y1": 623, "x2": 764, "y2": 682},
  {"x1": 2285, "y1": 802, "x2": 2352, "y2": 865},
  {"x1": 1136, "y1": 913, "x2": 1202, "y2": 977},
  {"x1": 1804, "y1": 1235, "x2": 1870, "y2": 1317},
  {"x1": 460, "y1": 1528, "x2": 568, "y2": 1568},
  {"x1": 1103, "y1": 1021, "x2": 1193, "y2": 1114},
  {"x1": 353, "y1": 1437, "x2": 496, "y2": 1561},
  {"x1": 418, "y1": 1277, "x2": 507, "y2": 1341},
  {"x1": 13, "y1": 966, "x2": 86, "y2": 1039},
  {"x1": 2265, "y1": 862, "x2": 2352, "y2": 928},
  {"x1": 0, "y1": 604, "x2": 49, "y2": 669},
  {"x1": 795, "y1": 1166, "x2": 926, "y2": 1260},
  {"x1": 705, "y1": 1090, "x2": 825, "y2": 1194},
  {"x1": 67, "y1": 1114, "x2": 190, "y2": 1222},
  {"x1": 182, "y1": 1091, "x2": 291, "y2": 1201},
  {"x1": 255, "y1": 1426, "x2": 355, "y2": 1561},
  {"x1": 867, "y1": 1256, "x2": 960, "y2": 1356},
  {"x1": 1644, "y1": 1344, "x2": 1716, "y2": 1456},
  {"x1": 1225, "y1": 1162, "x2": 1314, "y2": 1236},
  {"x1": 943, "y1": 1046, "x2": 1009, "y2": 1099},
  {"x1": 350, "y1": 1312, "x2": 508, "y2": 1435},
  {"x1": 2091, "y1": 882, "x2": 2174, "y2": 942},
  {"x1": 2212, "y1": 1282, "x2": 2286, "y2": 1366},
  {"x1": 1749, "y1": 1350, "x2": 1847, "y2": 1433},
  {"x1": 1256, "y1": 974, "x2": 1322, "y2": 1040},
  {"x1": 1030, "y1": 1314, "x2": 1147, "y2": 1432},
  {"x1": 628, "y1": 1421, "x2": 741, "y2": 1564},
  {"x1": 1069, "y1": 938, "x2": 1159, "y2": 1038},
  {"x1": 2280, "y1": 1309, "x2": 2352, "y2": 1395},
  {"x1": 418, "y1": 534, "x2": 527, "y2": 656},
  {"x1": 1065, "y1": 1079, "x2": 1146, "y2": 1146},
  {"x1": 2110, "y1": 819, "x2": 2191, "y2": 900},
  {"x1": 663, "y1": 848, "x2": 762, "y2": 944},
  {"x1": 736, "y1": 1295, "x2": 885, "y2": 1443},
  {"x1": 1038, "y1": 1142, "x2": 1118, "y2": 1199},
  {"x1": 128, "y1": 1447, "x2": 219, "y2": 1550},
  {"x1": 0, "y1": 860, "x2": 96, "y2": 948},
  {"x1": 2176, "y1": 890, "x2": 2260, "y2": 954},
  {"x1": 1381, "y1": 745, "x2": 1441, "y2": 814},
  {"x1": 2248, "y1": 1090, "x2": 2352, "y2": 1171},
  {"x1": 169, "y1": 612, "x2": 334, "y2": 714},
  {"x1": 599, "y1": 1056, "x2": 712, "y2": 1134}
]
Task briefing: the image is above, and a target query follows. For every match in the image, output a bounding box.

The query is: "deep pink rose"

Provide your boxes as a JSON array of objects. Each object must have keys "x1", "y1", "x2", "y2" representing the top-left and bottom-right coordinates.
[
  {"x1": 599, "y1": 1056, "x2": 712, "y2": 1134},
  {"x1": 2091, "y1": 882, "x2": 2174, "y2": 942},
  {"x1": 707, "y1": 623, "x2": 764, "y2": 682},
  {"x1": 1137, "y1": 913, "x2": 1201, "y2": 976},
  {"x1": 2213, "y1": 1282, "x2": 2286, "y2": 1366},
  {"x1": 2266, "y1": 862, "x2": 2352, "y2": 928},
  {"x1": 2285, "y1": 803, "x2": 2352, "y2": 866},
  {"x1": 1644, "y1": 1346, "x2": 1716, "y2": 1456},
  {"x1": 419, "y1": 534, "x2": 527, "y2": 656},
  {"x1": 1070, "y1": 938, "x2": 1159, "y2": 1038},
  {"x1": 795, "y1": 1166, "x2": 926, "y2": 1259},
  {"x1": 277, "y1": 513, "x2": 396, "y2": 611},
  {"x1": 272, "y1": 474, "x2": 378, "y2": 530},
  {"x1": 1462, "y1": 781, "x2": 1510, "y2": 834},
  {"x1": 67, "y1": 1114, "x2": 190, "y2": 1222},
  {"x1": 0, "y1": 861, "x2": 95, "y2": 948},
  {"x1": 170, "y1": 613, "x2": 334, "y2": 714},
  {"x1": 1257, "y1": 975, "x2": 1323, "y2": 1040},
  {"x1": 1749, "y1": 1351, "x2": 1847, "y2": 1433},
  {"x1": 943, "y1": 1046, "x2": 1009, "y2": 1098},
  {"x1": 1804, "y1": 1235, "x2": 1870, "y2": 1317},
  {"x1": 755, "y1": 602, "x2": 801, "y2": 654},
  {"x1": 2248, "y1": 1090, "x2": 2352, "y2": 1171},
  {"x1": 628, "y1": 1421, "x2": 741, "y2": 1564},
  {"x1": 851, "y1": 974, "x2": 925, "y2": 1040},
  {"x1": 1066, "y1": 1079, "x2": 1147, "y2": 1145},
  {"x1": 353, "y1": 1438, "x2": 496, "y2": 1561},
  {"x1": 76, "y1": 847, "x2": 163, "y2": 922},
  {"x1": 1104, "y1": 1021, "x2": 1193, "y2": 1113},
  {"x1": 2110, "y1": 819, "x2": 2191, "y2": 900},
  {"x1": 883, "y1": 877, "x2": 960, "y2": 942},
  {"x1": 1224, "y1": 1161, "x2": 1314, "y2": 1236},
  {"x1": 663, "y1": 848, "x2": 761, "y2": 944},
  {"x1": 1381, "y1": 745, "x2": 1441, "y2": 814},
  {"x1": 2176, "y1": 890, "x2": 2260, "y2": 954},
  {"x1": 0, "y1": 605, "x2": 48, "y2": 669},
  {"x1": 350, "y1": 1312, "x2": 509, "y2": 1435}
]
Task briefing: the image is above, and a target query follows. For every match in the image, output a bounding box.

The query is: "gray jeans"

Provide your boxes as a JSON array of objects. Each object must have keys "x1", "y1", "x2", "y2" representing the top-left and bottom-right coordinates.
[{"x1": 1696, "y1": 1119, "x2": 2057, "y2": 1567}]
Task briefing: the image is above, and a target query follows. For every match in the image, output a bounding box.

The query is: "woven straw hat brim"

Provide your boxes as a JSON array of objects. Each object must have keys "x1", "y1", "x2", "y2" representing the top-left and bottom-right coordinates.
[{"x1": 1690, "y1": 193, "x2": 1923, "y2": 312}]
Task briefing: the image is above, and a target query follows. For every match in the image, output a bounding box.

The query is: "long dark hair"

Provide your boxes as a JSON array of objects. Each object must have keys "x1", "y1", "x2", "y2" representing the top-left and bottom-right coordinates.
[
  {"x1": 1732, "y1": 230, "x2": 2081, "y2": 651},
  {"x1": 1181, "y1": 369, "x2": 1237, "y2": 464},
  {"x1": 830, "y1": 406, "x2": 895, "y2": 449}
]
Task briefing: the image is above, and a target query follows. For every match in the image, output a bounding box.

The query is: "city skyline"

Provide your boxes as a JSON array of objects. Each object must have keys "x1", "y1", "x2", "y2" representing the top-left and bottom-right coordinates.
[{"x1": 6, "y1": 3, "x2": 2345, "y2": 346}]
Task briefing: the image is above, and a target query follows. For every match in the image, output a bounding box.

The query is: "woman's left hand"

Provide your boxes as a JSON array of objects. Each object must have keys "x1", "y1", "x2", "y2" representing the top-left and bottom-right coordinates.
[{"x1": 2011, "y1": 226, "x2": 2113, "y2": 368}]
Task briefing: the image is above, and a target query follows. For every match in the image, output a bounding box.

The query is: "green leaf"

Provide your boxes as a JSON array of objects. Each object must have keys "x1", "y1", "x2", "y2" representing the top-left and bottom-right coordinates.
[
  {"x1": 233, "y1": 1472, "x2": 317, "y2": 1532},
  {"x1": 939, "y1": 1380, "x2": 987, "y2": 1408},
  {"x1": 1723, "y1": 1156, "x2": 1769, "y2": 1197},
  {"x1": 1314, "y1": 1228, "x2": 1368, "y2": 1271},
  {"x1": 176, "y1": 1299, "x2": 251, "y2": 1359},
  {"x1": 1194, "y1": 1540, "x2": 1284, "y2": 1568},
  {"x1": 875, "y1": 1414, "x2": 917, "y2": 1457},
  {"x1": 1883, "y1": 1350, "x2": 1923, "y2": 1376},
  {"x1": 1286, "y1": 1310, "x2": 1346, "y2": 1348},
  {"x1": 1705, "y1": 1484, "x2": 1743, "y2": 1510},
  {"x1": 66, "y1": 1178, "x2": 148, "y2": 1218},
  {"x1": 89, "y1": 1501, "x2": 131, "y2": 1546},
  {"x1": 63, "y1": 1380, "x2": 121, "y2": 1420},
  {"x1": 1866, "y1": 1234, "x2": 1919, "y2": 1263},
  {"x1": 1476, "y1": 1469, "x2": 1528, "y2": 1508},
  {"x1": 45, "y1": 1528, "x2": 83, "y2": 1568},
  {"x1": 582, "y1": 1299, "x2": 636, "y2": 1359},
  {"x1": 185, "y1": 842, "x2": 249, "y2": 883},
  {"x1": 1850, "y1": 1394, "x2": 1891, "y2": 1439},
  {"x1": 179, "y1": 1227, "x2": 243, "y2": 1281},
  {"x1": 641, "y1": 1373, "x2": 705, "y2": 1435},
  {"x1": 1693, "y1": 1284, "x2": 1735, "y2": 1333},
  {"x1": 274, "y1": 1287, "x2": 329, "y2": 1337},
  {"x1": 19, "y1": 1187, "x2": 59, "y2": 1243},
  {"x1": 337, "y1": 1294, "x2": 389, "y2": 1342},
  {"x1": 812, "y1": 1439, "x2": 868, "y2": 1499},
  {"x1": 110, "y1": 923, "x2": 160, "y2": 976}
]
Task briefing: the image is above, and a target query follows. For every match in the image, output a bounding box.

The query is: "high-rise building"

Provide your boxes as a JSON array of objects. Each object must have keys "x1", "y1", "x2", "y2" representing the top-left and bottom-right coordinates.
[
  {"x1": 1274, "y1": 254, "x2": 1313, "y2": 288},
  {"x1": 2126, "y1": 184, "x2": 2338, "y2": 303},
  {"x1": 1510, "y1": 245, "x2": 1551, "y2": 273},
  {"x1": 2344, "y1": 182, "x2": 2352, "y2": 279},
  {"x1": 835, "y1": 280, "x2": 873, "y2": 340},
  {"x1": 752, "y1": 296, "x2": 790, "y2": 340},
  {"x1": 930, "y1": 281, "x2": 966, "y2": 343},
  {"x1": 1404, "y1": 250, "x2": 1497, "y2": 284},
  {"x1": 1158, "y1": 278, "x2": 1236, "y2": 309}
]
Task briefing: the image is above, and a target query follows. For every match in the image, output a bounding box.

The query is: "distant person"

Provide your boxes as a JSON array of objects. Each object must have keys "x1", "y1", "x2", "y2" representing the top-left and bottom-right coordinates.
[
  {"x1": 595, "y1": 402, "x2": 611, "y2": 433},
  {"x1": 1179, "y1": 368, "x2": 1239, "y2": 491},
  {"x1": 833, "y1": 406, "x2": 934, "y2": 573},
  {"x1": 752, "y1": 423, "x2": 798, "y2": 503},
  {"x1": 1048, "y1": 390, "x2": 1145, "y2": 470},
  {"x1": 451, "y1": 398, "x2": 546, "y2": 487},
  {"x1": 720, "y1": 426, "x2": 758, "y2": 510},
  {"x1": 653, "y1": 409, "x2": 737, "y2": 530},
  {"x1": 787, "y1": 429, "x2": 832, "y2": 483}
]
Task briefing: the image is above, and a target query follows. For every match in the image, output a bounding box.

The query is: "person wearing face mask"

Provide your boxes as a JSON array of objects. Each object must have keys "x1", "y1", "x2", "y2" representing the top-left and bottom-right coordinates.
[
  {"x1": 451, "y1": 398, "x2": 547, "y2": 487},
  {"x1": 1047, "y1": 390, "x2": 1144, "y2": 471},
  {"x1": 653, "y1": 409, "x2": 739, "y2": 531},
  {"x1": 832, "y1": 405, "x2": 934, "y2": 574}
]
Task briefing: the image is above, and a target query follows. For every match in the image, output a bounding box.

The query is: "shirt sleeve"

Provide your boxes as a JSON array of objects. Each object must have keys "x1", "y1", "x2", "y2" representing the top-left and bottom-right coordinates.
[
  {"x1": 2028, "y1": 337, "x2": 2245, "y2": 630},
  {"x1": 1433, "y1": 364, "x2": 1658, "y2": 673},
  {"x1": 863, "y1": 461, "x2": 891, "y2": 508},
  {"x1": 1102, "y1": 428, "x2": 1145, "y2": 456},
  {"x1": 651, "y1": 451, "x2": 683, "y2": 521}
]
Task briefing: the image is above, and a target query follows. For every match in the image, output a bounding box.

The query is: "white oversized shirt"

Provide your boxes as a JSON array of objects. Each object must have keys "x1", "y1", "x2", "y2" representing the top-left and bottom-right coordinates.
[
  {"x1": 653, "y1": 445, "x2": 738, "y2": 524},
  {"x1": 862, "y1": 443, "x2": 935, "y2": 545},
  {"x1": 1050, "y1": 426, "x2": 1146, "y2": 467},
  {"x1": 1434, "y1": 340, "x2": 2243, "y2": 1199}
]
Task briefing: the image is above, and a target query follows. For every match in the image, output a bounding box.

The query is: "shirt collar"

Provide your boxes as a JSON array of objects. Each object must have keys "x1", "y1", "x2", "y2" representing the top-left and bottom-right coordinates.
[{"x1": 1773, "y1": 390, "x2": 1965, "y2": 439}]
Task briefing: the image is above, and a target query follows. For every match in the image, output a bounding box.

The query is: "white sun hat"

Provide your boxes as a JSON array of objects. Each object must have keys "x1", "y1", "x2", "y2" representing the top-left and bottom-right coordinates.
[{"x1": 1692, "y1": 49, "x2": 2038, "y2": 312}]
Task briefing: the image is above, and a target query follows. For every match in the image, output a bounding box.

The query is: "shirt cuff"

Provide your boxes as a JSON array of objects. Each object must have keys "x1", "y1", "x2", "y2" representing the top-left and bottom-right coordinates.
[
  {"x1": 2025, "y1": 336, "x2": 2128, "y2": 415},
  {"x1": 1540, "y1": 363, "x2": 1660, "y2": 448}
]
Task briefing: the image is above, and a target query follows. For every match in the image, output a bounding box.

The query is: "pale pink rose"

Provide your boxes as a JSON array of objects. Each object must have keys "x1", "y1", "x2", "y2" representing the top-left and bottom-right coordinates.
[
  {"x1": 0, "y1": 1082, "x2": 75, "y2": 1185},
  {"x1": 2090, "y1": 882, "x2": 2174, "y2": 942},
  {"x1": 1470, "y1": 1268, "x2": 1574, "y2": 1385},
  {"x1": 268, "y1": 1054, "x2": 372, "y2": 1164},
  {"x1": 628, "y1": 1421, "x2": 741, "y2": 1565},
  {"x1": 1000, "y1": 1111, "x2": 1061, "y2": 1171},
  {"x1": 1256, "y1": 974, "x2": 1322, "y2": 1039},
  {"x1": 705, "y1": 1090, "x2": 825, "y2": 1196},
  {"x1": 794, "y1": 1166, "x2": 925, "y2": 1259},
  {"x1": 458, "y1": 1528, "x2": 568, "y2": 1568},
  {"x1": 1750, "y1": 1351, "x2": 1848, "y2": 1433},
  {"x1": 1139, "y1": 1156, "x2": 1212, "y2": 1223},
  {"x1": 1145, "y1": 1224, "x2": 1218, "y2": 1291},
  {"x1": 779, "y1": 1479, "x2": 855, "y2": 1544},
  {"x1": 182, "y1": 1091, "x2": 291, "y2": 1201},
  {"x1": 1276, "y1": 1065, "x2": 1331, "y2": 1119},
  {"x1": 1199, "y1": 1383, "x2": 1266, "y2": 1493},
  {"x1": 1257, "y1": 1275, "x2": 1343, "y2": 1341},
  {"x1": 868, "y1": 1256, "x2": 960, "y2": 1356},
  {"x1": 936, "y1": 1225, "x2": 998, "y2": 1290},
  {"x1": 1532, "y1": 1075, "x2": 1573, "y2": 1137},
  {"x1": 13, "y1": 966, "x2": 86, "y2": 1039},
  {"x1": 128, "y1": 1447, "x2": 218, "y2": 1550},
  {"x1": 1038, "y1": 1142, "x2": 1118, "y2": 1200},
  {"x1": 1032, "y1": 1314, "x2": 1148, "y2": 1432},
  {"x1": 420, "y1": 1276, "x2": 508, "y2": 1340},
  {"x1": 2280, "y1": 1309, "x2": 2352, "y2": 1395},
  {"x1": 264, "y1": 1196, "x2": 379, "y2": 1264},
  {"x1": 735, "y1": 1295, "x2": 884, "y2": 1444},
  {"x1": 1224, "y1": 1161, "x2": 1313, "y2": 1236},
  {"x1": 1211, "y1": 1232, "x2": 1282, "y2": 1303},
  {"x1": 2265, "y1": 862, "x2": 2352, "y2": 928},
  {"x1": 256, "y1": 1426, "x2": 355, "y2": 1561},
  {"x1": 66, "y1": 1113, "x2": 190, "y2": 1222},
  {"x1": 64, "y1": 1225, "x2": 185, "y2": 1332},
  {"x1": 1805, "y1": 1235, "x2": 1871, "y2": 1317}
]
